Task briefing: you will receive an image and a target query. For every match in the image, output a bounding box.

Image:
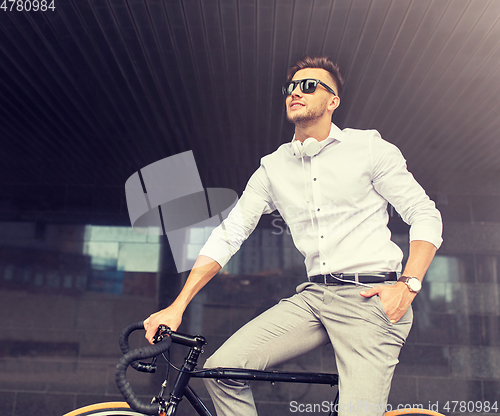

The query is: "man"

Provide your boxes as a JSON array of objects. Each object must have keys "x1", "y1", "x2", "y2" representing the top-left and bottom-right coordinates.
[{"x1": 144, "y1": 55, "x2": 442, "y2": 415}]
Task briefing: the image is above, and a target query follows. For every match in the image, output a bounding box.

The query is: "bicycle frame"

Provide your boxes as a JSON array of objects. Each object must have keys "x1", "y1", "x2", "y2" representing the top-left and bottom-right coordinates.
[{"x1": 115, "y1": 322, "x2": 339, "y2": 416}]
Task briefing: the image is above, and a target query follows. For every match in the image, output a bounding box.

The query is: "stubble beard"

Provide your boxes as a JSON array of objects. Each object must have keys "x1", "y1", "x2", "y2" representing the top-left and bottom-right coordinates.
[{"x1": 286, "y1": 101, "x2": 328, "y2": 127}]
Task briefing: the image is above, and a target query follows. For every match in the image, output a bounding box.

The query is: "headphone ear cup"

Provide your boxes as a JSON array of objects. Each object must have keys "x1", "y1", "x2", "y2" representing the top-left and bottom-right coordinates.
[{"x1": 303, "y1": 137, "x2": 320, "y2": 157}]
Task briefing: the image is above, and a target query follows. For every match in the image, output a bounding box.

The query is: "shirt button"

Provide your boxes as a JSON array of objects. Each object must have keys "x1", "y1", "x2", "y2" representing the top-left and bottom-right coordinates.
[
  {"x1": 313, "y1": 178, "x2": 317, "y2": 181},
  {"x1": 323, "y1": 262, "x2": 326, "y2": 265},
  {"x1": 321, "y1": 235, "x2": 324, "y2": 238},
  {"x1": 317, "y1": 208, "x2": 320, "y2": 211}
]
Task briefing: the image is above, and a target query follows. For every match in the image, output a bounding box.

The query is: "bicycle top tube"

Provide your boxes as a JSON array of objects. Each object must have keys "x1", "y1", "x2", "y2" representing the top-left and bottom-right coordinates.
[{"x1": 192, "y1": 367, "x2": 338, "y2": 385}]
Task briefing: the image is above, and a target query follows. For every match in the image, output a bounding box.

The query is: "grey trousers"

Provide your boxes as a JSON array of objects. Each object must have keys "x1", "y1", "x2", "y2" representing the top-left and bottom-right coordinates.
[{"x1": 203, "y1": 282, "x2": 413, "y2": 415}]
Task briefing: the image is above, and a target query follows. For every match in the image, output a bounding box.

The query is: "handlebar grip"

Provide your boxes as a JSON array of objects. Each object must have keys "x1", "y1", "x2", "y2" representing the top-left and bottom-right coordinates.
[
  {"x1": 115, "y1": 335, "x2": 172, "y2": 415},
  {"x1": 119, "y1": 321, "x2": 158, "y2": 373},
  {"x1": 119, "y1": 321, "x2": 144, "y2": 354}
]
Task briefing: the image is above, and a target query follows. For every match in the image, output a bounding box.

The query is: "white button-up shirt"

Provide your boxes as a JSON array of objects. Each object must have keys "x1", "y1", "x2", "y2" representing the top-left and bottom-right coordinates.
[{"x1": 200, "y1": 123, "x2": 442, "y2": 276}]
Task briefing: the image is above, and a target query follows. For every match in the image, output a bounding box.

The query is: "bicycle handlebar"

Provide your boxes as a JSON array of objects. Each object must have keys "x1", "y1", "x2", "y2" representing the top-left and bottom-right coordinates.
[
  {"x1": 118, "y1": 321, "x2": 160, "y2": 373},
  {"x1": 115, "y1": 321, "x2": 172, "y2": 415}
]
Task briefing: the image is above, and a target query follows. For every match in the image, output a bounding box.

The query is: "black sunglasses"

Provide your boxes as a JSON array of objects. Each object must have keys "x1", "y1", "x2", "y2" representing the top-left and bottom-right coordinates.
[{"x1": 282, "y1": 78, "x2": 337, "y2": 97}]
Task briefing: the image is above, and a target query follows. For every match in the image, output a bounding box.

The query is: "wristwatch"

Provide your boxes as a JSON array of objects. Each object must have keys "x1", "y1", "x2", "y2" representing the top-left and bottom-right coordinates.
[{"x1": 398, "y1": 276, "x2": 422, "y2": 293}]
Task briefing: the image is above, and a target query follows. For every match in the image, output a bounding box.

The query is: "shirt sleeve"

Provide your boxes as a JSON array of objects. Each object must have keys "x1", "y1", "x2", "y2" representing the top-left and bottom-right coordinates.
[
  {"x1": 198, "y1": 164, "x2": 276, "y2": 267},
  {"x1": 370, "y1": 131, "x2": 443, "y2": 249}
]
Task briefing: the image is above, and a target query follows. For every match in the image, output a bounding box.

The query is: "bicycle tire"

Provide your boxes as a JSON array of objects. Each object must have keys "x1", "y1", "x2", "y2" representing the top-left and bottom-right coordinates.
[
  {"x1": 385, "y1": 409, "x2": 446, "y2": 416},
  {"x1": 62, "y1": 402, "x2": 154, "y2": 416}
]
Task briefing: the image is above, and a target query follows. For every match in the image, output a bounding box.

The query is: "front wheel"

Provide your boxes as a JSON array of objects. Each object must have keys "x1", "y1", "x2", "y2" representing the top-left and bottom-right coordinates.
[
  {"x1": 385, "y1": 410, "x2": 446, "y2": 416},
  {"x1": 62, "y1": 402, "x2": 155, "y2": 416}
]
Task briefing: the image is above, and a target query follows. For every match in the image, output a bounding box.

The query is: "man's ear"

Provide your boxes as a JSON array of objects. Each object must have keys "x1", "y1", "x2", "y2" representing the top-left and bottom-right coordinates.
[{"x1": 328, "y1": 96, "x2": 340, "y2": 112}]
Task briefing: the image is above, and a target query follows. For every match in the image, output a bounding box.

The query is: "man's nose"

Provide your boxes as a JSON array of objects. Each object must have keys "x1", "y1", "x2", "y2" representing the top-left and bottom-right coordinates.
[{"x1": 290, "y1": 83, "x2": 302, "y2": 96}]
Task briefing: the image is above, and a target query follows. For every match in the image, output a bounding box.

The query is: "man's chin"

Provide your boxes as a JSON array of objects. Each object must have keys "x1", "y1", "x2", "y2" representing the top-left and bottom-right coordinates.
[
  {"x1": 287, "y1": 110, "x2": 305, "y2": 124},
  {"x1": 287, "y1": 113, "x2": 315, "y2": 127}
]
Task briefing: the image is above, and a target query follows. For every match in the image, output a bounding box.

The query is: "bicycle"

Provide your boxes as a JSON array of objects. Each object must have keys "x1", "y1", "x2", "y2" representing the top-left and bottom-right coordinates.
[{"x1": 63, "y1": 321, "x2": 446, "y2": 416}]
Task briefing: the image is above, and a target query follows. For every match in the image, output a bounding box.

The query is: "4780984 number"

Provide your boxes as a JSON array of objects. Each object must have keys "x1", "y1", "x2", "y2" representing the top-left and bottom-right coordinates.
[
  {"x1": 1, "y1": 0, "x2": 55, "y2": 11},
  {"x1": 443, "y1": 401, "x2": 498, "y2": 413}
]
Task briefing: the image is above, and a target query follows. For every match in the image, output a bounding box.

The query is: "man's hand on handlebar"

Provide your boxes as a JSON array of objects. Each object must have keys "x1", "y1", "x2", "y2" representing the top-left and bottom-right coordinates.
[{"x1": 144, "y1": 306, "x2": 183, "y2": 344}]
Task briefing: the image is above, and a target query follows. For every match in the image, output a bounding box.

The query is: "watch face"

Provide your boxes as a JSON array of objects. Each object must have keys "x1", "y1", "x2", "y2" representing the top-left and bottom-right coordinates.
[{"x1": 408, "y1": 278, "x2": 422, "y2": 292}]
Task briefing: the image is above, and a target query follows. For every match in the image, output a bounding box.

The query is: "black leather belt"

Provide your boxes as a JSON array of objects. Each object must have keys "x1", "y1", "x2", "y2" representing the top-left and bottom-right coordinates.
[{"x1": 309, "y1": 272, "x2": 398, "y2": 285}]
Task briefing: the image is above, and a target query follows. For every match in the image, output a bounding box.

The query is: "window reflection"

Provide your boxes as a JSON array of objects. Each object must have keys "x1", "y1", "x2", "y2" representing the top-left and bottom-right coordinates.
[{"x1": 84, "y1": 225, "x2": 160, "y2": 273}]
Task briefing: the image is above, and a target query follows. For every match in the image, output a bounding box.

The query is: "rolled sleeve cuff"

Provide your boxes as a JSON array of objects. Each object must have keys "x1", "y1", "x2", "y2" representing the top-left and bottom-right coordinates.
[
  {"x1": 409, "y1": 223, "x2": 443, "y2": 249},
  {"x1": 198, "y1": 245, "x2": 231, "y2": 269}
]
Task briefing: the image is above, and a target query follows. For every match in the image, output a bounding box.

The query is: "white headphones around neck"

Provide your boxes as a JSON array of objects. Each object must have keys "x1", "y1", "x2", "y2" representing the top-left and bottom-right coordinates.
[{"x1": 292, "y1": 137, "x2": 321, "y2": 159}]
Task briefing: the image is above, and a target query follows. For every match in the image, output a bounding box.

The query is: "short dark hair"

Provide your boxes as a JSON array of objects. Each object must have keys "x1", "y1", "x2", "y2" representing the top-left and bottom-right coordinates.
[{"x1": 286, "y1": 55, "x2": 344, "y2": 98}]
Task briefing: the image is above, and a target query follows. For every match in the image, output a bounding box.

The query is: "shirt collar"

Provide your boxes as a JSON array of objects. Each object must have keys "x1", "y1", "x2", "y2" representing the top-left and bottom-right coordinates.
[
  {"x1": 291, "y1": 123, "x2": 343, "y2": 146},
  {"x1": 323, "y1": 122, "x2": 343, "y2": 145}
]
